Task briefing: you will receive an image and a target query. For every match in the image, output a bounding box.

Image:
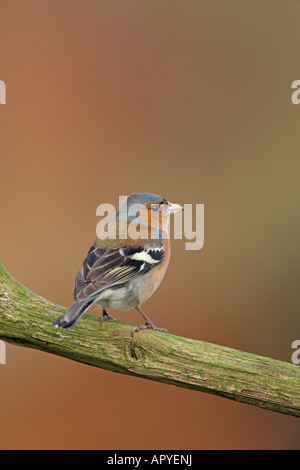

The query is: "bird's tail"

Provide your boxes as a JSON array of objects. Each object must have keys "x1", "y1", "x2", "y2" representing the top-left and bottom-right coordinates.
[{"x1": 52, "y1": 297, "x2": 95, "y2": 329}]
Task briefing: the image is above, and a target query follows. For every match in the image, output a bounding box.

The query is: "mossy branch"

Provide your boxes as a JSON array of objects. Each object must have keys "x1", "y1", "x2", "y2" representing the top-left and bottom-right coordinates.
[{"x1": 0, "y1": 263, "x2": 299, "y2": 417}]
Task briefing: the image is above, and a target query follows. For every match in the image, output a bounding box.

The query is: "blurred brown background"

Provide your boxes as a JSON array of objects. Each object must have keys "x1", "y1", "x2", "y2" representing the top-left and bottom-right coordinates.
[{"x1": 0, "y1": 0, "x2": 299, "y2": 450}]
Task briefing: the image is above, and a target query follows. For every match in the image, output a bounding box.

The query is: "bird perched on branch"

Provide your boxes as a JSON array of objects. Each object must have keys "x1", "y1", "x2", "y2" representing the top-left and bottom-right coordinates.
[{"x1": 52, "y1": 192, "x2": 183, "y2": 334}]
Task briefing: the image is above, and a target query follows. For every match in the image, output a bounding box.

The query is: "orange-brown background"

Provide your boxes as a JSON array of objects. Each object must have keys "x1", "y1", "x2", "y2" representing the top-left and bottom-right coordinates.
[{"x1": 0, "y1": 0, "x2": 299, "y2": 449}]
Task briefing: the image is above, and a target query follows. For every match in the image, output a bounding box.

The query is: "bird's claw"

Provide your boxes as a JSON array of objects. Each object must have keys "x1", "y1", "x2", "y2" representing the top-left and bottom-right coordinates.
[
  {"x1": 131, "y1": 321, "x2": 169, "y2": 337},
  {"x1": 100, "y1": 310, "x2": 118, "y2": 326}
]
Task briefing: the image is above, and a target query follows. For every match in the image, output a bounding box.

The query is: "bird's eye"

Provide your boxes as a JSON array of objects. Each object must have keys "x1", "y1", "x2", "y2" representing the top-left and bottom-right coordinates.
[{"x1": 151, "y1": 204, "x2": 160, "y2": 212}]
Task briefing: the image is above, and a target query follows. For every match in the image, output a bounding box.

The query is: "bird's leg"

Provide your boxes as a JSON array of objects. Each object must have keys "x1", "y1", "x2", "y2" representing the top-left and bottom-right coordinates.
[
  {"x1": 131, "y1": 306, "x2": 169, "y2": 336},
  {"x1": 100, "y1": 309, "x2": 117, "y2": 326}
]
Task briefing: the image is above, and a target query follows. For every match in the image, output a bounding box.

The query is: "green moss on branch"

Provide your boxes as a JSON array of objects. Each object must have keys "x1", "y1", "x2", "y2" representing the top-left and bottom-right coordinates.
[{"x1": 0, "y1": 263, "x2": 299, "y2": 417}]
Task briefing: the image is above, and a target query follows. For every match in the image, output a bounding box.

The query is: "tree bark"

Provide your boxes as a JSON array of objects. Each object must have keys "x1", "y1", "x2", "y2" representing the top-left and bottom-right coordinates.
[{"x1": 0, "y1": 263, "x2": 299, "y2": 417}]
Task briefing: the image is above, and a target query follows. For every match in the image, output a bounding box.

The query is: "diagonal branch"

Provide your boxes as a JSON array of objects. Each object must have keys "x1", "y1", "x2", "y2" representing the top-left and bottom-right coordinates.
[{"x1": 0, "y1": 263, "x2": 299, "y2": 417}]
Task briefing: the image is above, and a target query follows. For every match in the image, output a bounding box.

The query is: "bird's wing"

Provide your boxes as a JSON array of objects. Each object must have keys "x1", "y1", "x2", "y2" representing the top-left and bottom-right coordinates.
[{"x1": 73, "y1": 242, "x2": 164, "y2": 301}]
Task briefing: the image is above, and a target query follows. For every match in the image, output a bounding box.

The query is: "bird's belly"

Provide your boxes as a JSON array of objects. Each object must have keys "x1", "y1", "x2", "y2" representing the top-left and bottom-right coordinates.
[
  {"x1": 95, "y1": 286, "x2": 138, "y2": 311},
  {"x1": 94, "y1": 260, "x2": 169, "y2": 311},
  {"x1": 128, "y1": 267, "x2": 167, "y2": 306}
]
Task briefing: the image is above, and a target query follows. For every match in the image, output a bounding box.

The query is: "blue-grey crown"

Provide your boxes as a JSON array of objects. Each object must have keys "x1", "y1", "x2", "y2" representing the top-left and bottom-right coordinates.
[
  {"x1": 116, "y1": 192, "x2": 167, "y2": 222},
  {"x1": 127, "y1": 192, "x2": 167, "y2": 207}
]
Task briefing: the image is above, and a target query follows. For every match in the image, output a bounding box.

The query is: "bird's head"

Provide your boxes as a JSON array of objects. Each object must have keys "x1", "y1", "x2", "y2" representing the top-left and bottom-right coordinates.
[{"x1": 117, "y1": 192, "x2": 183, "y2": 238}]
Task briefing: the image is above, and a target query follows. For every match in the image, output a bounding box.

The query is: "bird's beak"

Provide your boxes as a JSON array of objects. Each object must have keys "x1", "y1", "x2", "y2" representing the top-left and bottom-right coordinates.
[{"x1": 166, "y1": 202, "x2": 184, "y2": 215}]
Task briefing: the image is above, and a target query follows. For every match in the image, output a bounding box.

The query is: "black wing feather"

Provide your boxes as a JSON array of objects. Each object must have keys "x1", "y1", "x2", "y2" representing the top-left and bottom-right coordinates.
[{"x1": 73, "y1": 243, "x2": 164, "y2": 301}]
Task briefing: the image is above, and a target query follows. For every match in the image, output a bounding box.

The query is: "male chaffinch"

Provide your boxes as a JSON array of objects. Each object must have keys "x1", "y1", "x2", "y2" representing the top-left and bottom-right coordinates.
[{"x1": 52, "y1": 192, "x2": 183, "y2": 334}]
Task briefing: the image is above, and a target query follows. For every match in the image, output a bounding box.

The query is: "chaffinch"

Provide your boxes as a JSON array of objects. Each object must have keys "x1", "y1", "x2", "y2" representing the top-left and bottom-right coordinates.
[{"x1": 52, "y1": 192, "x2": 183, "y2": 334}]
